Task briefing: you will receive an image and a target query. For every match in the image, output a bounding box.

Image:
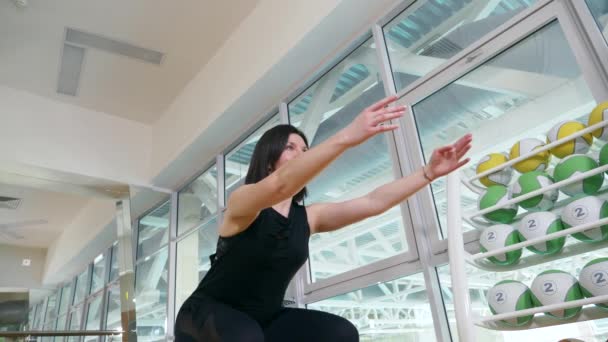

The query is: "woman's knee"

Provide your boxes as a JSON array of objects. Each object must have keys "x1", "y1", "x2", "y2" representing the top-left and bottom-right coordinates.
[{"x1": 330, "y1": 316, "x2": 359, "y2": 341}]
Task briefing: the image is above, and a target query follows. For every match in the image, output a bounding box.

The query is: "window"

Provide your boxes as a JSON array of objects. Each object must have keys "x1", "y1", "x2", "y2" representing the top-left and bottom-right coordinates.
[
  {"x1": 73, "y1": 269, "x2": 90, "y2": 305},
  {"x1": 586, "y1": 0, "x2": 608, "y2": 45},
  {"x1": 289, "y1": 37, "x2": 411, "y2": 282},
  {"x1": 411, "y1": 21, "x2": 595, "y2": 239},
  {"x1": 224, "y1": 115, "x2": 281, "y2": 199},
  {"x1": 84, "y1": 295, "x2": 104, "y2": 341},
  {"x1": 175, "y1": 217, "x2": 219, "y2": 315},
  {"x1": 109, "y1": 244, "x2": 119, "y2": 283},
  {"x1": 90, "y1": 253, "x2": 106, "y2": 294},
  {"x1": 178, "y1": 165, "x2": 218, "y2": 235},
  {"x1": 137, "y1": 201, "x2": 171, "y2": 260},
  {"x1": 384, "y1": 0, "x2": 538, "y2": 92},
  {"x1": 308, "y1": 273, "x2": 436, "y2": 340},
  {"x1": 135, "y1": 247, "x2": 168, "y2": 342}
]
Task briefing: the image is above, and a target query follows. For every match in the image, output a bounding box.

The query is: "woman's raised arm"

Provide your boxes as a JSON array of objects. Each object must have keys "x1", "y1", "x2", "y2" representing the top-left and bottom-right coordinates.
[{"x1": 223, "y1": 95, "x2": 405, "y2": 233}]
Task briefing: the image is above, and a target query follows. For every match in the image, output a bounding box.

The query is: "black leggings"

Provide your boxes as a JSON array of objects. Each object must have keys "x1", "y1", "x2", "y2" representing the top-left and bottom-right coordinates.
[{"x1": 174, "y1": 295, "x2": 359, "y2": 342}]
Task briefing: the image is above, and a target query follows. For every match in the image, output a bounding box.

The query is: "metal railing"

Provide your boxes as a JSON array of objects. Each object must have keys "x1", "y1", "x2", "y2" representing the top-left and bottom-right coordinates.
[{"x1": 0, "y1": 330, "x2": 124, "y2": 342}]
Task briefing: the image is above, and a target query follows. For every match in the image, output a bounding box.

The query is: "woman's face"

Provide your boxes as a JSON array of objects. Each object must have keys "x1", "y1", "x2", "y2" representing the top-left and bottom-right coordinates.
[{"x1": 273, "y1": 133, "x2": 308, "y2": 171}]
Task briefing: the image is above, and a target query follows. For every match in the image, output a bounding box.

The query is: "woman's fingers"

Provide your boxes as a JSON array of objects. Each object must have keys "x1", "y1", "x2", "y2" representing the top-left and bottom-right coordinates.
[
  {"x1": 372, "y1": 111, "x2": 404, "y2": 126},
  {"x1": 374, "y1": 123, "x2": 400, "y2": 132},
  {"x1": 456, "y1": 144, "x2": 472, "y2": 159},
  {"x1": 367, "y1": 95, "x2": 399, "y2": 112},
  {"x1": 454, "y1": 158, "x2": 471, "y2": 169},
  {"x1": 374, "y1": 105, "x2": 407, "y2": 117}
]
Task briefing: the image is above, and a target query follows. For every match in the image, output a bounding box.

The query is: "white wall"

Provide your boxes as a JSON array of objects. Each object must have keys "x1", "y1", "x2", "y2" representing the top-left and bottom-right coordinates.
[{"x1": 43, "y1": 198, "x2": 117, "y2": 285}]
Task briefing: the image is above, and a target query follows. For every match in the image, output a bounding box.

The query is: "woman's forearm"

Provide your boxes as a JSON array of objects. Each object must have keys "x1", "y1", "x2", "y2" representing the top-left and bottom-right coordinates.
[
  {"x1": 367, "y1": 167, "x2": 432, "y2": 213},
  {"x1": 272, "y1": 131, "x2": 351, "y2": 198}
]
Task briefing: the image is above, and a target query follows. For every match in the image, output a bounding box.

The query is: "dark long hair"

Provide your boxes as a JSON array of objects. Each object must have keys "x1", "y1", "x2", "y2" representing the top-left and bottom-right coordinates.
[{"x1": 245, "y1": 124, "x2": 309, "y2": 203}]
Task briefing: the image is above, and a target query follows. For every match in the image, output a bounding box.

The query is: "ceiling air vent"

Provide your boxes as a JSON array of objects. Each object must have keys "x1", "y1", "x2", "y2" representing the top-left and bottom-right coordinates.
[{"x1": 0, "y1": 197, "x2": 21, "y2": 210}]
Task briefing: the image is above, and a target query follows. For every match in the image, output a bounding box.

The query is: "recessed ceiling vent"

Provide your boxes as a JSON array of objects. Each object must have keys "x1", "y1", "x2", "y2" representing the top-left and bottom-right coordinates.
[
  {"x1": 57, "y1": 28, "x2": 165, "y2": 96},
  {"x1": 0, "y1": 196, "x2": 21, "y2": 210}
]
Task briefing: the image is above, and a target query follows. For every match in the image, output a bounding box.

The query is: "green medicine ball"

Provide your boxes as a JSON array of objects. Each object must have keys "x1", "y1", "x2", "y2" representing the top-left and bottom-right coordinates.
[
  {"x1": 487, "y1": 280, "x2": 534, "y2": 326},
  {"x1": 553, "y1": 154, "x2": 603, "y2": 197},
  {"x1": 510, "y1": 171, "x2": 558, "y2": 211},
  {"x1": 530, "y1": 270, "x2": 583, "y2": 319},
  {"x1": 479, "y1": 224, "x2": 521, "y2": 265},
  {"x1": 478, "y1": 185, "x2": 518, "y2": 224},
  {"x1": 599, "y1": 143, "x2": 608, "y2": 173},
  {"x1": 518, "y1": 211, "x2": 565, "y2": 255}
]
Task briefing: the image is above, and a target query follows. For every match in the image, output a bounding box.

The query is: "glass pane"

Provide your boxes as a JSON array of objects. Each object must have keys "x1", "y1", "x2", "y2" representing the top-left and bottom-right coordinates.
[
  {"x1": 384, "y1": 0, "x2": 538, "y2": 92},
  {"x1": 135, "y1": 247, "x2": 168, "y2": 341},
  {"x1": 32, "y1": 303, "x2": 43, "y2": 330},
  {"x1": 105, "y1": 286, "x2": 121, "y2": 333},
  {"x1": 28, "y1": 307, "x2": 36, "y2": 330},
  {"x1": 73, "y1": 270, "x2": 90, "y2": 304},
  {"x1": 137, "y1": 201, "x2": 171, "y2": 260},
  {"x1": 90, "y1": 254, "x2": 106, "y2": 294},
  {"x1": 437, "y1": 260, "x2": 608, "y2": 341},
  {"x1": 288, "y1": 37, "x2": 409, "y2": 282},
  {"x1": 412, "y1": 21, "x2": 596, "y2": 238},
  {"x1": 225, "y1": 114, "x2": 281, "y2": 199},
  {"x1": 586, "y1": 0, "x2": 608, "y2": 45},
  {"x1": 175, "y1": 217, "x2": 219, "y2": 313},
  {"x1": 58, "y1": 284, "x2": 73, "y2": 316},
  {"x1": 67, "y1": 307, "x2": 83, "y2": 342},
  {"x1": 56, "y1": 314, "x2": 67, "y2": 331},
  {"x1": 44, "y1": 293, "x2": 58, "y2": 325},
  {"x1": 308, "y1": 273, "x2": 435, "y2": 340},
  {"x1": 84, "y1": 295, "x2": 103, "y2": 341},
  {"x1": 178, "y1": 165, "x2": 218, "y2": 235},
  {"x1": 109, "y1": 244, "x2": 119, "y2": 282}
]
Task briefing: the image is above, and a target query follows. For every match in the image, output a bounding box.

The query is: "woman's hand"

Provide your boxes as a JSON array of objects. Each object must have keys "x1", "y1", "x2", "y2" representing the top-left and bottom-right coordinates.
[
  {"x1": 340, "y1": 95, "x2": 405, "y2": 147},
  {"x1": 425, "y1": 134, "x2": 473, "y2": 180}
]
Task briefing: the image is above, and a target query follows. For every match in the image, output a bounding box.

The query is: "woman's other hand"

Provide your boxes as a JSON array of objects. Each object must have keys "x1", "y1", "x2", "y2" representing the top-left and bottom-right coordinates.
[
  {"x1": 340, "y1": 95, "x2": 405, "y2": 147},
  {"x1": 425, "y1": 134, "x2": 473, "y2": 180}
]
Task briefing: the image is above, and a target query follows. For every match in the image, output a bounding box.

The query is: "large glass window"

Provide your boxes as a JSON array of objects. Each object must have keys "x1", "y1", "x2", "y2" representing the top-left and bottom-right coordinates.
[
  {"x1": 67, "y1": 308, "x2": 83, "y2": 342},
  {"x1": 135, "y1": 247, "x2": 168, "y2": 341},
  {"x1": 137, "y1": 201, "x2": 171, "y2": 260},
  {"x1": 224, "y1": 115, "x2": 281, "y2": 199},
  {"x1": 308, "y1": 273, "x2": 435, "y2": 340},
  {"x1": 105, "y1": 286, "x2": 122, "y2": 333},
  {"x1": 90, "y1": 253, "x2": 106, "y2": 294},
  {"x1": 73, "y1": 269, "x2": 90, "y2": 305},
  {"x1": 384, "y1": 0, "x2": 538, "y2": 92},
  {"x1": 44, "y1": 293, "x2": 58, "y2": 326},
  {"x1": 175, "y1": 217, "x2": 219, "y2": 313},
  {"x1": 586, "y1": 0, "x2": 608, "y2": 45},
  {"x1": 58, "y1": 283, "x2": 73, "y2": 317},
  {"x1": 56, "y1": 314, "x2": 67, "y2": 332},
  {"x1": 288, "y1": 37, "x2": 409, "y2": 282},
  {"x1": 32, "y1": 303, "x2": 43, "y2": 330},
  {"x1": 412, "y1": 21, "x2": 595, "y2": 239},
  {"x1": 84, "y1": 295, "x2": 104, "y2": 341},
  {"x1": 109, "y1": 244, "x2": 119, "y2": 283},
  {"x1": 178, "y1": 165, "x2": 218, "y2": 235}
]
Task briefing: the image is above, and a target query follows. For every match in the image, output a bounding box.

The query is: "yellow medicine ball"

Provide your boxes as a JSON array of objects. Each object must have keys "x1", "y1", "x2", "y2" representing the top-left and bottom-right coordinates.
[
  {"x1": 588, "y1": 101, "x2": 608, "y2": 141},
  {"x1": 509, "y1": 138, "x2": 550, "y2": 173},
  {"x1": 476, "y1": 153, "x2": 512, "y2": 187},
  {"x1": 546, "y1": 121, "x2": 593, "y2": 159}
]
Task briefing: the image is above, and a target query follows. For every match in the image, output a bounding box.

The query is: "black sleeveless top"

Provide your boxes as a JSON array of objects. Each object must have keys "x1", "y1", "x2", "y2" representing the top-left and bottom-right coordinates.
[{"x1": 192, "y1": 202, "x2": 310, "y2": 324}]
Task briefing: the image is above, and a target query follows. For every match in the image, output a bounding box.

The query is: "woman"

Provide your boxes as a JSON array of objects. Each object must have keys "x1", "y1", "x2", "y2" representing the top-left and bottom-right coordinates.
[{"x1": 175, "y1": 95, "x2": 472, "y2": 341}]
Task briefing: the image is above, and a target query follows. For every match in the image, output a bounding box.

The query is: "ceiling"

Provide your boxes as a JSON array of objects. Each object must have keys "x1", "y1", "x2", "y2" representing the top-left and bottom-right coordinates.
[
  {"x1": 0, "y1": 0, "x2": 261, "y2": 124},
  {"x1": 0, "y1": 182, "x2": 89, "y2": 247}
]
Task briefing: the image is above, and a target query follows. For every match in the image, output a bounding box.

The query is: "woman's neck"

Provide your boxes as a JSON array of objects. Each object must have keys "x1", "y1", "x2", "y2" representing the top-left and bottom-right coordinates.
[{"x1": 272, "y1": 198, "x2": 292, "y2": 217}]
